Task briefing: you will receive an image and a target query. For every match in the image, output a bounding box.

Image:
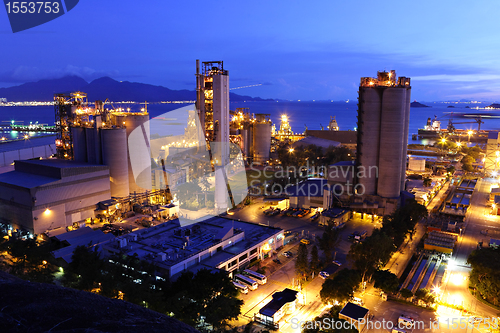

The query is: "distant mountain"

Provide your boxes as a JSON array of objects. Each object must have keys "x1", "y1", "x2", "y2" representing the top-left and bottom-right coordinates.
[
  {"x1": 487, "y1": 103, "x2": 500, "y2": 109},
  {"x1": 0, "y1": 76, "x2": 88, "y2": 101},
  {"x1": 410, "y1": 101, "x2": 430, "y2": 108},
  {"x1": 0, "y1": 76, "x2": 274, "y2": 102}
]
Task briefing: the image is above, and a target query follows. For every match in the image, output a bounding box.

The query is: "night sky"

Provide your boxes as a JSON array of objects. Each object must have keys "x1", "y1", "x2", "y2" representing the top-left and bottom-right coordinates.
[{"x1": 1, "y1": 0, "x2": 500, "y2": 101}]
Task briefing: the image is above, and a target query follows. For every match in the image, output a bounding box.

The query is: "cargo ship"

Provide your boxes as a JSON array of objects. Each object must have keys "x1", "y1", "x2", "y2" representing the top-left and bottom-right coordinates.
[{"x1": 413, "y1": 116, "x2": 489, "y2": 142}]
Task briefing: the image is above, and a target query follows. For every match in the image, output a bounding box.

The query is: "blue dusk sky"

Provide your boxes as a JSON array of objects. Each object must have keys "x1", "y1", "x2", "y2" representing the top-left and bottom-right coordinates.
[{"x1": 1, "y1": 0, "x2": 500, "y2": 101}]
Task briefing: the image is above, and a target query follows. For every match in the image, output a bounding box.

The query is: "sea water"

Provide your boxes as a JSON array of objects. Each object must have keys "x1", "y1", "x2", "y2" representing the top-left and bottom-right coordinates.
[{"x1": 1, "y1": 101, "x2": 499, "y2": 143}]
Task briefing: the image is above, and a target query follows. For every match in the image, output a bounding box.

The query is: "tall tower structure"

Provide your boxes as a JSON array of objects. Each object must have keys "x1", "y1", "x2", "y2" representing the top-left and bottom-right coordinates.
[
  {"x1": 196, "y1": 60, "x2": 231, "y2": 213},
  {"x1": 356, "y1": 71, "x2": 411, "y2": 199}
]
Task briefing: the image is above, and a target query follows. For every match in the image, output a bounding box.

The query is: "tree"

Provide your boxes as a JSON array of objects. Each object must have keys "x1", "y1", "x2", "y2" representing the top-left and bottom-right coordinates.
[
  {"x1": 302, "y1": 304, "x2": 358, "y2": 333},
  {"x1": 165, "y1": 269, "x2": 243, "y2": 330},
  {"x1": 400, "y1": 288, "x2": 413, "y2": 299},
  {"x1": 468, "y1": 247, "x2": 500, "y2": 305},
  {"x1": 320, "y1": 269, "x2": 361, "y2": 304},
  {"x1": 382, "y1": 200, "x2": 427, "y2": 248},
  {"x1": 62, "y1": 245, "x2": 105, "y2": 291},
  {"x1": 4, "y1": 237, "x2": 54, "y2": 283},
  {"x1": 423, "y1": 178, "x2": 432, "y2": 187},
  {"x1": 372, "y1": 270, "x2": 400, "y2": 293},
  {"x1": 348, "y1": 230, "x2": 395, "y2": 284},
  {"x1": 296, "y1": 243, "x2": 309, "y2": 280},
  {"x1": 415, "y1": 288, "x2": 435, "y2": 305},
  {"x1": 309, "y1": 245, "x2": 320, "y2": 275},
  {"x1": 318, "y1": 225, "x2": 340, "y2": 263}
]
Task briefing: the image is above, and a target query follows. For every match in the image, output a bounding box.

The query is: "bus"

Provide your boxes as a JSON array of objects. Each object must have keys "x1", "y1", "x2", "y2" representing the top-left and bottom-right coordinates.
[
  {"x1": 235, "y1": 274, "x2": 258, "y2": 290},
  {"x1": 244, "y1": 269, "x2": 268, "y2": 284},
  {"x1": 232, "y1": 281, "x2": 249, "y2": 294}
]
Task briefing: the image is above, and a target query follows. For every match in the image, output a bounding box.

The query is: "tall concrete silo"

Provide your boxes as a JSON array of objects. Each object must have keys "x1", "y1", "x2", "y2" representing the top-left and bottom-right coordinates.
[
  {"x1": 101, "y1": 128, "x2": 129, "y2": 197},
  {"x1": 356, "y1": 87, "x2": 382, "y2": 195},
  {"x1": 252, "y1": 114, "x2": 271, "y2": 165},
  {"x1": 71, "y1": 127, "x2": 87, "y2": 163},
  {"x1": 377, "y1": 88, "x2": 407, "y2": 198},
  {"x1": 116, "y1": 113, "x2": 152, "y2": 193},
  {"x1": 85, "y1": 127, "x2": 102, "y2": 164},
  {"x1": 400, "y1": 77, "x2": 411, "y2": 191},
  {"x1": 356, "y1": 71, "x2": 411, "y2": 199}
]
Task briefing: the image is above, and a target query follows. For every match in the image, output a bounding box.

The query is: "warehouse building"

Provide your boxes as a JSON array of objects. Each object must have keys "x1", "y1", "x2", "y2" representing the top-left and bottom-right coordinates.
[
  {"x1": 101, "y1": 216, "x2": 284, "y2": 280},
  {"x1": 0, "y1": 159, "x2": 111, "y2": 235}
]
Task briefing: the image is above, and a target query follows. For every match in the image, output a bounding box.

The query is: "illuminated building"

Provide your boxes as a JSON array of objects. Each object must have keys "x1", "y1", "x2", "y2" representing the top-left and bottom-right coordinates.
[
  {"x1": 54, "y1": 92, "x2": 152, "y2": 196},
  {"x1": 101, "y1": 216, "x2": 283, "y2": 280},
  {"x1": 0, "y1": 159, "x2": 112, "y2": 235}
]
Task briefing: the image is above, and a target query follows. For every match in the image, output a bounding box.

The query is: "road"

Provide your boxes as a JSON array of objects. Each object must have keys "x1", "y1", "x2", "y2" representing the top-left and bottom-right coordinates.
[
  {"x1": 228, "y1": 200, "x2": 378, "y2": 332},
  {"x1": 440, "y1": 177, "x2": 500, "y2": 319}
]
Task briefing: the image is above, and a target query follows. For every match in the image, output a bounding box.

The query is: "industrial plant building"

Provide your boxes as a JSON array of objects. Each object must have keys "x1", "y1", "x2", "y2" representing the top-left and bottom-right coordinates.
[
  {"x1": 100, "y1": 216, "x2": 284, "y2": 280},
  {"x1": 230, "y1": 109, "x2": 272, "y2": 164},
  {"x1": 56, "y1": 93, "x2": 152, "y2": 197},
  {"x1": 353, "y1": 70, "x2": 412, "y2": 215},
  {"x1": 0, "y1": 159, "x2": 111, "y2": 235}
]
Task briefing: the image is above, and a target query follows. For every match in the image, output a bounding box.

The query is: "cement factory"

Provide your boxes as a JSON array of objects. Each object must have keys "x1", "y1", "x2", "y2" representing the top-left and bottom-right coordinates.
[
  {"x1": 0, "y1": 65, "x2": 486, "y2": 288},
  {"x1": 0, "y1": 67, "x2": 434, "y2": 235}
]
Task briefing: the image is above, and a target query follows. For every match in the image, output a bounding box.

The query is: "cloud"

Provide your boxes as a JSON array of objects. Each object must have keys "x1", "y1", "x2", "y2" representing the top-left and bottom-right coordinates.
[{"x1": 0, "y1": 65, "x2": 119, "y2": 83}]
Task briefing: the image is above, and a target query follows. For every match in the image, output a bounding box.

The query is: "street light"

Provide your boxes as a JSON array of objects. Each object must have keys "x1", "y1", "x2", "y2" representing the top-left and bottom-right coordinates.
[
  {"x1": 440, "y1": 137, "x2": 447, "y2": 152},
  {"x1": 467, "y1": 130, "x2": 473, "y2": 142},
  {"x1": 288, "y1": 148, "x2": 294, "y2": 153}
]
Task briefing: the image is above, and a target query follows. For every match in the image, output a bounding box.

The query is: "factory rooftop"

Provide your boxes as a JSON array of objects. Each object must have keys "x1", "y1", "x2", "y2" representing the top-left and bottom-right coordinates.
[
  {"x1": 0, "y1": 159, "x2": 109, "y2": 188},
  {"x1": 101, "y1": 216, "x2": 284, "y2": 278}
]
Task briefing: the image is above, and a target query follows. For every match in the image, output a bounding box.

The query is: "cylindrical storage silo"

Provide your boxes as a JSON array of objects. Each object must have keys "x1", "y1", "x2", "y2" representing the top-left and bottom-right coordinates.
[
  {"x1": 252, "y1": 122, "x2": 271, "y2": 165},
  {"x1": 116, "y1": 114, "x2": 152, "y2": 193},
  {"x1": 377, "y1": 88, "x2": 406, "y2": 198},
  {"x1": 248, "y1": 126, "x2": 254, "y2": 158},
  {"x1": 85, "y1": 128, "x2": 102, "y2": 164},
  {"x1": 71, "y1": 127, "x2": 87, "y2": 162},
  {"x1": 356, "y1": 87, "x2": 382, "y2": 195},
  {"x1": 101, "y1": 128, "x2": 129, "y2": 197},
  {"x1": 401, "y1": 85, "x2": 411, "y2": 190},
  {"x1": 241, "y1": 128, "x2": 249, "y2": 157}
]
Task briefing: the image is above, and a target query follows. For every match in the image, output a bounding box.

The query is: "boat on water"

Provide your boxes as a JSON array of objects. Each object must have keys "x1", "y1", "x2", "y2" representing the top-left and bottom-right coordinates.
[{"x1": 413, "y1": 116, "x2": 488, "y2": 142}]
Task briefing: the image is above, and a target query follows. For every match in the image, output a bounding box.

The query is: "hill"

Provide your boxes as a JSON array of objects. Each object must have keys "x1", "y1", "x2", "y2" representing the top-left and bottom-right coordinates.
[
  {"x1": 0, "y1": 272, "x2": 199, "y2": 333},
  {"x1": 410, "y1": 101, "x2": 430, "y2": 108},
  {"x1": 0, "y1": 76, "x2": 274, "y2": 102}
]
